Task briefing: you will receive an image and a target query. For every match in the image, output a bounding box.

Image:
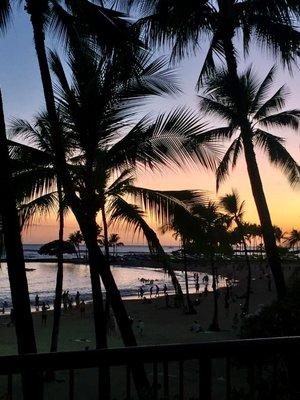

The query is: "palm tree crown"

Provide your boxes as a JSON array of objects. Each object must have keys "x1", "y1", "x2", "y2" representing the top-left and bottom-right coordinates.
[{"x1": 199, "y1": 66, "x2": 300, "y2": 189}]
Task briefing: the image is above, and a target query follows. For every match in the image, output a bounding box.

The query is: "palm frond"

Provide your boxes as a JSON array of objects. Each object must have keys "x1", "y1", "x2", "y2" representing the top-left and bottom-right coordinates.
[
  {"x1": 19, "y1": 192, "x2": 58, "y2": 231},
  {"x1": 254, "y1": 85, "x2": 289, "y2": 120},
  {"x1": 254, "y1": 129, "x2": 300, "y2": 186},
  {"x1": 123, "y1": 186, "x2": 205, "y2": 226},
  {"x1": 258, "y1": 109, "x2": 300, "y2": 130},
  {"x1": 216, "y1": 136, "x2": 243, "y2": 191}
]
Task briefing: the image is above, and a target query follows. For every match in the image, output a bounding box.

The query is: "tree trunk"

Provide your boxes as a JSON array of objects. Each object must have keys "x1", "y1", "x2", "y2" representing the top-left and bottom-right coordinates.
[
  {"x1": 222, "y1": 33, "x2": 286, "y2": 299},
  {"x1": 50, "y1": 181, "x2": 64, "y2": 353},
  {"x1": 182, "y1": 241, "x2": 195, "y2": 314},
  {"x1": 0, "y1": 91, "x2": 43, "y2": 399},
  {"x1": 209, "y1": 255, "x2": 220, "y2": 331},
  {"x1": 101, "y1": 205, "x2": 110, "y2": 261},
  {"x1": 77, "y1": 215, "x2": 151, "y2": 398},
  {"x1": 242, "y1": 135, "x2": 286, "y2": 298},
  {"x1": 241, "y1": 236, "x2": 251, "y2": 314}
]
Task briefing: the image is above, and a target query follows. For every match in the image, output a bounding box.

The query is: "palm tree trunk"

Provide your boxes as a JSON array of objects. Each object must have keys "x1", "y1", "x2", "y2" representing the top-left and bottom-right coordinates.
[
  {"x1": 182, "y1": 240, "x2": 195, "y2": 314},
  {"x1": 242, "y1": 134, "x2": 286, "y2": 298},
  {"x1": 50, "y1": 181, "x2": 64, "y2": 353},
  {"x1": 0, "y1": 90, "x2": 43, "y2": 399},
  {"x1": 79, "y1": 217, "x2": 151, "y2": 399},
  {"x1": 241, "y1": 236, "x2": 251, "y2": 314},
  {"x1": 222, "y1": 33, "x2": 286, "y2": 299},
  {"x1": 209, "y1": 254, "x2": 220, "y2": 331},
  {"x1": 101, "y1": 205, "x2": 110, "y2": 261}
]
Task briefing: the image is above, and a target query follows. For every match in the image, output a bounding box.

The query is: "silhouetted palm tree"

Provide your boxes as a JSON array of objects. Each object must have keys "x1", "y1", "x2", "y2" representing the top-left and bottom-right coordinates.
[
  {"x1": 220, "y1": 190, "x2": 252, "y2": 313},
  {"x1": 199, "y1": 67, "x2": 300, "y2": 298},
  {"x1": 132, "y1": 0, "x2": 300, "y2": 300},
  {"x1": 0, "y1": 92, "x2": 42, "y2": 399},
  {"x1": 108, "y1": 233, "x2": 124, "y2": 256}
]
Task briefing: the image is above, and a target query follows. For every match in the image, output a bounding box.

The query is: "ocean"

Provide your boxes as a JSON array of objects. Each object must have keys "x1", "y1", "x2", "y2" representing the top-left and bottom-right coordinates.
[{"x1": 0, "y1": 244, "x2": 226, "y2": 311}]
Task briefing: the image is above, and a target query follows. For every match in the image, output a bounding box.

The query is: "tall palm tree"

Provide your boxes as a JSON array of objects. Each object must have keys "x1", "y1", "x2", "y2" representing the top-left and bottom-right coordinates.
[
  {"x1": 10, "y1": 41, "x2": 214, "y2": 396},
  {"x1": 132, "y1": 0, "x2": 300, "y2": 300},
  {"x1": 9, "y1": 112, "x2": 74, "y2": 354},
  {"x1": 199, "y1": 67, "x2": 300, "y2": 298},
  {"x1": 220, "y1": 190, "x2": 252, "y2": 313},
  {"x1": 108, "y1": 233, "x2": 124, "y2": 256},
  {"x1": 0, "y1": 91, "x2": 42, "y2": 399}
]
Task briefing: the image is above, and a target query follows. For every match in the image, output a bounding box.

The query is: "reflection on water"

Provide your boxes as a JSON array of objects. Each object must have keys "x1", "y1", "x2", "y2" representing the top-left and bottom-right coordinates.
[{"x1": 0, "y1": 262, "x2": 226, "y2": 307}]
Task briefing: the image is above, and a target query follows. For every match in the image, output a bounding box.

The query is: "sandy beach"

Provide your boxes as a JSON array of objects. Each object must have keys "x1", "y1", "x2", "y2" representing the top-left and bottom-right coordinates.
[
  {"x1": 0, "y1": 262, "x2": 298, "y2": 399},
  {"x1": 0, "y1": 261, "x2": 297, "y2": 356}
]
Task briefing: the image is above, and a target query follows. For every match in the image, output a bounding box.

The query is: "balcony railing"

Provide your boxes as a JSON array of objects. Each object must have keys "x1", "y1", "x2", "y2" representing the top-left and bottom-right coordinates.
[{"x1": 0, "y1": 336, "x2": 299, "y2": 399}]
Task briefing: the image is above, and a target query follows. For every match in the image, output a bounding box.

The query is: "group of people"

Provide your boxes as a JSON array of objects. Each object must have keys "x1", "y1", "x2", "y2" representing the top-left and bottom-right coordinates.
[
  {"x1": 138, "y1": 283, "x2": 168, "y2": 300},
  {"x1": 33, "y1": 290, "x2": 87, "y2": 326}
]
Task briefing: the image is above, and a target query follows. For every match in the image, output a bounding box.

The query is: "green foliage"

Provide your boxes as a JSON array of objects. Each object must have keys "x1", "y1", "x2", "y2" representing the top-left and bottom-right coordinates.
[{"x1": 241, "y1": 278, "x2": 300, "y2": 338}]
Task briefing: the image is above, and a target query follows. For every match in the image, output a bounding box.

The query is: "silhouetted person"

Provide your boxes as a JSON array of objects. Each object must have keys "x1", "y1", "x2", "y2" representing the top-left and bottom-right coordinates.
[
  {"x1": 68, "y1": 296, "x2": 73, "y2": 310},
  {"x1": 149, "y1": 286, "x2": 153, "y2": 298},
  {"x1": 195, "y1": 282, "x2": 200, "y2": 293},
  {"x1": 204, "y1": 283, "x2": 208, "y2": 296},
  {"x1": 163, "y1": 284, "x2": 168, "y2": 295},
  {"x1": 155, "y1": 285, "x2": 159, "y2": 297},
  {"x1": 35, "y1": 294, "x2": 40, "y2": 310},
  {"x1": 75, "y1": 291, "x2": 80, "y2": 308}
]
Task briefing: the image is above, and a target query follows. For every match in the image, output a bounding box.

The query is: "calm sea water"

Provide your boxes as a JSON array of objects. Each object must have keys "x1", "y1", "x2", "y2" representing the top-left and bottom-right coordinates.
[
  {"x1": 21, "y1": 244, "x2": 180, "y2": 260},
  {"x1": 0, "y1": 262, "x2": 226, "y2": 310}
]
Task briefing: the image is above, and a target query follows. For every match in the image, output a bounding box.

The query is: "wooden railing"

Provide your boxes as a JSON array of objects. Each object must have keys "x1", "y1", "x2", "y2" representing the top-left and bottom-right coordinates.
[{"x1": 0, "y1": 336, "x2": 299, "y2": 399}]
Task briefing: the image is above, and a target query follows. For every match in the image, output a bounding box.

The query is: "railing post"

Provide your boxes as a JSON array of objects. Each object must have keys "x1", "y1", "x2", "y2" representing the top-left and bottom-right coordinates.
[
  {"x1": 126, "y1": 365, "x2": 131, "y2": 400},
  {"x1": 226, "y1": 357, "x2": 231, "y2": 400},
  {"x1": 69, "y1": 369, "x2": 74, "y2": 400},
  {"x1": 153, "y1": 362, "x2": 158, "y2": 400},
  {"x1": 178, "y1": 361, "x2": 184, "y2": 400},
  {"x1": 7, "y1": 374, "x2": 12, "y2": 400},
  {"x1": 163, "y1": 361, "x2": 169, "y2": 399},
  {"x1": 199, "y1": 357, "x2": 211, "y2": 400}
]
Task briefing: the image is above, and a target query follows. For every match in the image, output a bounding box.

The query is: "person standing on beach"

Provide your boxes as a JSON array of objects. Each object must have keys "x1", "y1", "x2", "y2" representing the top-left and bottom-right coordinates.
[
  {"x1": 35, "y1": 294, "x2": 40, "y2": 311},
  {"x1": 139, "y1": 286, "x2": 144, "y2": 299},
  {"x1": 195, "y1": 281, "x2": 200, "y2": 293},
  {"x1": 149, "y1": 286, "x2": 153, "y2": 298},
  {"x1": 163, "y1": 284, "x2": 168, "y2": 295},
  {"x1": 75, "y1": 291, "x2": 80, "y2": 308},
  {"x1": 155, "y1": 285, "x2": 160, "y2": 297}
]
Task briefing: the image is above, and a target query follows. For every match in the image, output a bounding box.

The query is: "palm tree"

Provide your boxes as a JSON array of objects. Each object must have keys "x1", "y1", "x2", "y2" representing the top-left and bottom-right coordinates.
[
  {"x1": 273, "y1": 225, "x2": 287, "y2": 246},
  {"x1": 10, "y1": 40, "x2": 214, "y2": 396},
  {"x1": 220, "y1": 190, "x2": 252, "y2": 314},
  {"x1": 108, "y1": 233, "x2": 124, "y2": 257},
  {"x1": 286, "y1": 229, "x2": 300, "y2": 252},
  {"x1": 0, "y1": 91, "x2": 43, "y2": 399},
  {"x1": 69, "y1": 230, "x2": 84, "y2": 258},
  {"x1": 132, "y1": 0, "x2": 300, "y2": 300},
  {"x1": 9, "y1": 112, "x2": 75, "y2": 355},
  {"x1": 199, "y1": 67, "x2": 300, "y2": 299}
]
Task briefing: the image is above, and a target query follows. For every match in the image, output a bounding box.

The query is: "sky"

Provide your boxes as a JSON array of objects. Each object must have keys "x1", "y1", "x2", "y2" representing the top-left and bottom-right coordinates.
[{"x1": 1, "y1": 6, "x2": 300, "y2": 245}]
